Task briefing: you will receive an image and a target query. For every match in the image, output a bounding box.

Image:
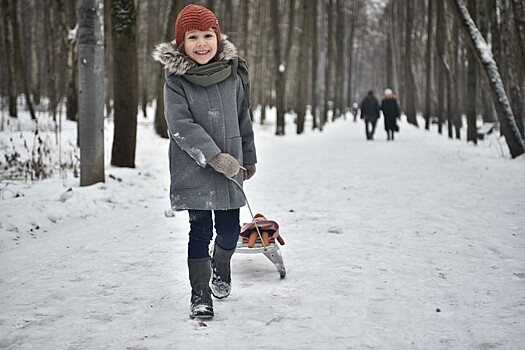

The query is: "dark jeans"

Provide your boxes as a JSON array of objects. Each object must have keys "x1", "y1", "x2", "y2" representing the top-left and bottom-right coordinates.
[
  {"x1": 365, "y1": 117, "x2": 378, "y2": 140},
  {"x1": 187, "y1": 209, "x2": 240, "y2": 259}
]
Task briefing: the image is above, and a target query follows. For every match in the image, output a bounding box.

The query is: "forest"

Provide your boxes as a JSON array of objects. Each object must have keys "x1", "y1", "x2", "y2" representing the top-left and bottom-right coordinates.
[{"x1": 0, "y1": 0, "x2": 524, "y2": 184}]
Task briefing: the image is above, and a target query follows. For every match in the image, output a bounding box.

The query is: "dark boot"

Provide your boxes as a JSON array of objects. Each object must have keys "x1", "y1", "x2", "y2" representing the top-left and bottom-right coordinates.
[
  {"x1": 210, "y1": 243, "x2": 235, "y2": 299},
  {"x1": 188, "y1": 258, "x2": 214, "y2": 319}
]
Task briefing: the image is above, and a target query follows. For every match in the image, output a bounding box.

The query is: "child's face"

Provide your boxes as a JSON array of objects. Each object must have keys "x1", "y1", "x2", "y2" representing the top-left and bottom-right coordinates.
[{"x1": 183, "y1": 29, "x2": 218, "y2": 65}]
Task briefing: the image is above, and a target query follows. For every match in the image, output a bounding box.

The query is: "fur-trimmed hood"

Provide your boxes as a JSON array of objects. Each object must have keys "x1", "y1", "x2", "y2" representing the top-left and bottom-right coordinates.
[{"x1": 152, "y1": 37, "x2": 238, "y2": 75}]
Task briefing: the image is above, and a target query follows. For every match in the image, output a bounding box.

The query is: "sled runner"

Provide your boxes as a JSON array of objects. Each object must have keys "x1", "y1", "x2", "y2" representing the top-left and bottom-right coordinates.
[
  {"x1": 227, "y1": 175, "x2": 287, "y2": 279},
  {"x1": 236, "y1": 214, "x2": 286, "y2": 278}
]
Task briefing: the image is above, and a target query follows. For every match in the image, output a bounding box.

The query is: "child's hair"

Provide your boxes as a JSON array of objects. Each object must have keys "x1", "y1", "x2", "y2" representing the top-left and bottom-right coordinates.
[{"x1": 175, "y1": 4, "x2": 221, "y2": 52}]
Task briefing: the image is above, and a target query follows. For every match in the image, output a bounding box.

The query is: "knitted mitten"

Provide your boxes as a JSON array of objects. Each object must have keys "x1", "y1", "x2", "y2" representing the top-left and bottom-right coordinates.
[{"x1": 208, "y1": 153, "x2": 240, "y2": 178}]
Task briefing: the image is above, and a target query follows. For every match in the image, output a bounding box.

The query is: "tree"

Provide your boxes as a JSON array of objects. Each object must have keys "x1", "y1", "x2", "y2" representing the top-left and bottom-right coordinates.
[
  {"x1": 270, "y1": 0, "x2": 286, "y2": 135},
  {"x1": 465, "y1": 0, "x2": 478, "y2": 144},
  {"x1": 296, "y1": 0, "x2": 312, "y2": 134},
  {"x1": 153, "y1": 0, "x2": 182, "y2": 139},
  {"x1": 10, "y1": 0, "x2": 36, "y2": 120},
  {"x1": 110, "y1": 0, "x2": 138, "y2": 167},
  {"x1": 57, "y1": 0, "x2": 79, "y2": 122},
  {"x1": 1, "y1": 0, "x2": 17, "y2": 117},
  {"x1": 404, "y1": 0, "x2": 418, "y2": 126},
  {"x1": 445, "y1": 0, "x2": 525, "y2": 157},
  {"x1": 424, "y1": 0, "x2": 433, "y2": 130},
  {"x1": 78, "y1": 0, "x2": 105, "y2": 185}
]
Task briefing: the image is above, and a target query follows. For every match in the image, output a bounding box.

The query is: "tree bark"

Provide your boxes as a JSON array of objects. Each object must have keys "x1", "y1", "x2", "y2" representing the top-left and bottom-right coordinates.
[
  {"x1": 404, "y1": 0, "x2": 418, "y2": 126},
  {"x1": 1, "y1": 0, "x2": 17, "y2": 117},
  {"x1": 11, "y1": 1, "x2": 36, "y2": 120},
  {"x1": 424, "y1": 0, "x2": 433, "y2": 130},
  {"x1": 465, "y1": 0, "x2": 478, "y2": 144},
  {"x1": 110, "y1": 0, "x2": 138, "y2": 167},
  {"x1": 271, "y1": 0, "x2": 285, "y2": 135},
  {"x1": 310, "y1": 0, "x2": 319, "y2": 130},
  {"x1": 78, "y1": 0, "x2": 105, "y2": 185},
  {"x1": 57, "y1": 0, "x2": 79, "y2": 122},
  {"x1": 153, "y1": 0, "x2": 181, "y2": 139},
  {"x1": 296, "y1": 0, "x2": 311, "y2": 134}
]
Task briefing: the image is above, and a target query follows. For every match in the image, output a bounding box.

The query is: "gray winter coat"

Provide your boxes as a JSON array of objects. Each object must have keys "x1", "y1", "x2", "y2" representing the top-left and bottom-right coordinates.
[{"x1": 152, "y1": 39, "x2": 257, "y2": 210}]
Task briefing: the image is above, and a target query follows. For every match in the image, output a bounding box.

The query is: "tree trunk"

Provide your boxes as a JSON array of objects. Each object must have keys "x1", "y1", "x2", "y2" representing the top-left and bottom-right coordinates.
[
  {"x1": 30, "y1": 0, "x2": 41, "y2": 106},
  {"x1": 511, "y1": 0, "x2": 525, "y2": 85},
  {"x1": 153, "y1": 0, "x2": 181, "y2": 139},
  {"x1": 506, "y1": 1, "x2": 525, "y2": 137},
  {"x1": 11, "y1": 1, "x2": 36, "y2": 120},
  {"x1": 324, "y1": 0, "x2": 335, "y2": 125},
  {"x1": 271, "y1": 0, "x2": 285, "y2": 135},
  {"x1": 424, "y1": 0, "x2": 433, "y2": 130},
  {"x1": 446, "y1": 0, "x2": 525, "y2": 157},
  {"x1": 1, "y1": 0, "x2": 17, "y2": 117},
  {"x1": 333, "y1": 0, "x2": 345, "y2": 119},
  {"x1": 104, "y1": 0, "x2": 113, "y2": 118},
  {"x1": 347, "y1": 2, "x2": 360, "y2": 109},
  {"x1": 404, "y1": 0, "x2": 418, "y2": 126},
  {"x1": 78, "y1": 0, "x2": 105, "y2": 185},
  {"x1": 465, "y1": 0, "x2": 478, "y2": 144},
  {"x1": 45, "y1": 0, "x2": 59, "y2": 121},
  {"x1": 296, "y1": 0, "x2": 311, "y2": 134},
  {"x1": 317, "y1": 0, "x2": 327, "y2": 131},
  {"x1": 57, "y1": 0, "x2": 79, "y2": 122},
  {"x1": 110, "y1": 0, "x2": 138, "y2": 167},
  {"x1": 447, "y1": 13, "x2": 460, "y2": 138},
  {"x1": 310, "y1": 0, "x2": 319, "y2": 130}
]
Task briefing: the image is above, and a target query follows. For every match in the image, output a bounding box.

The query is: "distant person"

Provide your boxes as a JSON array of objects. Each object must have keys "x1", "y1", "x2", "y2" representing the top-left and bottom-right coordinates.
[
  {"x1": 360, "y1": 90, "x2": 380, "y2": 140},
  {"x1": 381, "y1": 88, "x2": 401, "y2": 141},
  {"x1": 153, "y1": 4, "x2": 257, "y2": 319},
  {"x1": 351, "y1": 102, "x2": 359, "y2": 122}
]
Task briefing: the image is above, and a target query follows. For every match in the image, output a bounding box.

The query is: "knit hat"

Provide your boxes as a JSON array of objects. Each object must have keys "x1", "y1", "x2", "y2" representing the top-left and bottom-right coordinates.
[{"x1": 175, "y1": 4, "x2": 221, "y2": 48}]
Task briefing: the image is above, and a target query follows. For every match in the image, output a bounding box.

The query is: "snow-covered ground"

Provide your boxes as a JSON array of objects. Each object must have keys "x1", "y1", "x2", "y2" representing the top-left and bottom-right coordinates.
[{"x1": 1, "y1": 109, "x2": 524, "y2": 349}]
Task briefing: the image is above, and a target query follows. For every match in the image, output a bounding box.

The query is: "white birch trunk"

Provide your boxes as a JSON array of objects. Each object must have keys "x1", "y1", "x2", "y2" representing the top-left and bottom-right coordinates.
[{"x1": 78, "y1": 0, "x2": 105, "y2": 185}]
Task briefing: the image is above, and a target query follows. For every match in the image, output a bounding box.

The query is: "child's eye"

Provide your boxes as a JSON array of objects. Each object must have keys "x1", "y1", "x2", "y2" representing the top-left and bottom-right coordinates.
[
  {"x1": 187, "y1": 35, "x2": 197, "y2": 40},
  {"x1": 205, "y1": 34, "x2": 214, "y2": 39}
]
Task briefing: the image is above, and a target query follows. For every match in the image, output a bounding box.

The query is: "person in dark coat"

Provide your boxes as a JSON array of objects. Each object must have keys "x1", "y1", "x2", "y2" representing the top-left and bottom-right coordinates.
[
  {"x1": 351, "y1": 102, "x2": 359, "y2": 122},
  {"x1": 360, "y1": 90, "x2": 380, "y2": 140},
  {"x1": 153, "y1": 4, "x2": 257, "y2": 320},
  {"x1": 380, "y1": 88, "x2": 401, "y2": 141}
]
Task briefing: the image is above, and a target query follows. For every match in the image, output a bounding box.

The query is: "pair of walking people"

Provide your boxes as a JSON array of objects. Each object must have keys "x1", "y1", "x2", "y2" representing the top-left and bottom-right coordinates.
[{"x1": 360, "y1": 89, "x2": 400, "y2": 141}]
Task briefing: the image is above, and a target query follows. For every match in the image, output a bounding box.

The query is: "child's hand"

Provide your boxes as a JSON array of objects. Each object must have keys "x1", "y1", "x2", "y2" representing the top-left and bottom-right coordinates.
[
  {"x1": 208, "y1": 153, "x2": 240, "y2": 178},
  {"x1": 244, "y1": 164, "x2": 256, "y2": 180}
]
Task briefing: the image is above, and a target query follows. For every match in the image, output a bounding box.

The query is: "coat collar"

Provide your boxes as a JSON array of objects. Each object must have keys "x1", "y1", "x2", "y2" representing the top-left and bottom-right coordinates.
[{"x1": 152, "y1": 37, "x2": 238, "y2": 75}]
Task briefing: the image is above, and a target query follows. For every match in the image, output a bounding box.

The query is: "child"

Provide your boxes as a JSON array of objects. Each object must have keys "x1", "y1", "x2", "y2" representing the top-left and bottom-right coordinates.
[{"x1": 153, "y1": 4, "x2": 257, "y2": 319}]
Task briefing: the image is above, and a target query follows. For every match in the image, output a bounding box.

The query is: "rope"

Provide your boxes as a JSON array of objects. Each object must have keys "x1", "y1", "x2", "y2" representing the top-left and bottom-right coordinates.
[{"x1": 227, "y1": 175, "x2": 267, "y2": 251}]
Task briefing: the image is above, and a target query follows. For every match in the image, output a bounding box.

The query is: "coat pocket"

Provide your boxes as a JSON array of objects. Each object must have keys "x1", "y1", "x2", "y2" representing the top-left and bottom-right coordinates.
[{"x1": 169, "y1": 145, "x2": 205, "y2": 190}]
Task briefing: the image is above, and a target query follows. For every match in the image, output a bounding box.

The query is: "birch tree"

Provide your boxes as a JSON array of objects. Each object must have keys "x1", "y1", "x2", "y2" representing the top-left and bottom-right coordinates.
[{"x1": 78, "y1": 0, "x2": 105, "y2": 185}]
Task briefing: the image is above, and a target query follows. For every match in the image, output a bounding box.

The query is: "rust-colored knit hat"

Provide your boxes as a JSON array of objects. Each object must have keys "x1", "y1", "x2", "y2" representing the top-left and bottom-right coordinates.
[{"x1": 175, "y1": 4, "x2": 221, "y2": 48}]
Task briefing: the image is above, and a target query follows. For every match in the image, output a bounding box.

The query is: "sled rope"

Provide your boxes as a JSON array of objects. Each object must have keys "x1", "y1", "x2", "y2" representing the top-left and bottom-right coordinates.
[{"x1": 227, "y1": 173, "x2": 267, "y2": 251}]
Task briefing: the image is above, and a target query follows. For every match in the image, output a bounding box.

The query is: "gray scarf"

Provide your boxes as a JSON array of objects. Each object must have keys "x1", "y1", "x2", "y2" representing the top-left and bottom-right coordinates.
[{"x1": 184, "y1": 57, "x2": 251, "y2": 109}]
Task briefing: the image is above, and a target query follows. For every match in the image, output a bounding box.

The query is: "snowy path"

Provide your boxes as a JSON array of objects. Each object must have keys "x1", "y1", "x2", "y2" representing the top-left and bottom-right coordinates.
[{"x1": 1, "y1": 117, "x2": 524, "y2": 349}]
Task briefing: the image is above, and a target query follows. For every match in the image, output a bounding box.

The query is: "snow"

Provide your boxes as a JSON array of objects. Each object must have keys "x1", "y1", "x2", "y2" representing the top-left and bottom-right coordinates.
[{"x1": 1, "y1": 108, "x2": 524, "y2": 349}]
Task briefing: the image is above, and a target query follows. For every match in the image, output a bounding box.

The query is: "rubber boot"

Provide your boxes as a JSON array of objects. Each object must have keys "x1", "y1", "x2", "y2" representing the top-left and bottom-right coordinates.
[
  {"x1": 188, "y1": 258, "x2": 214, "y2": 319},
  {"x1": 210, "y1": 243, "x2": 235, "y2": 299}
]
